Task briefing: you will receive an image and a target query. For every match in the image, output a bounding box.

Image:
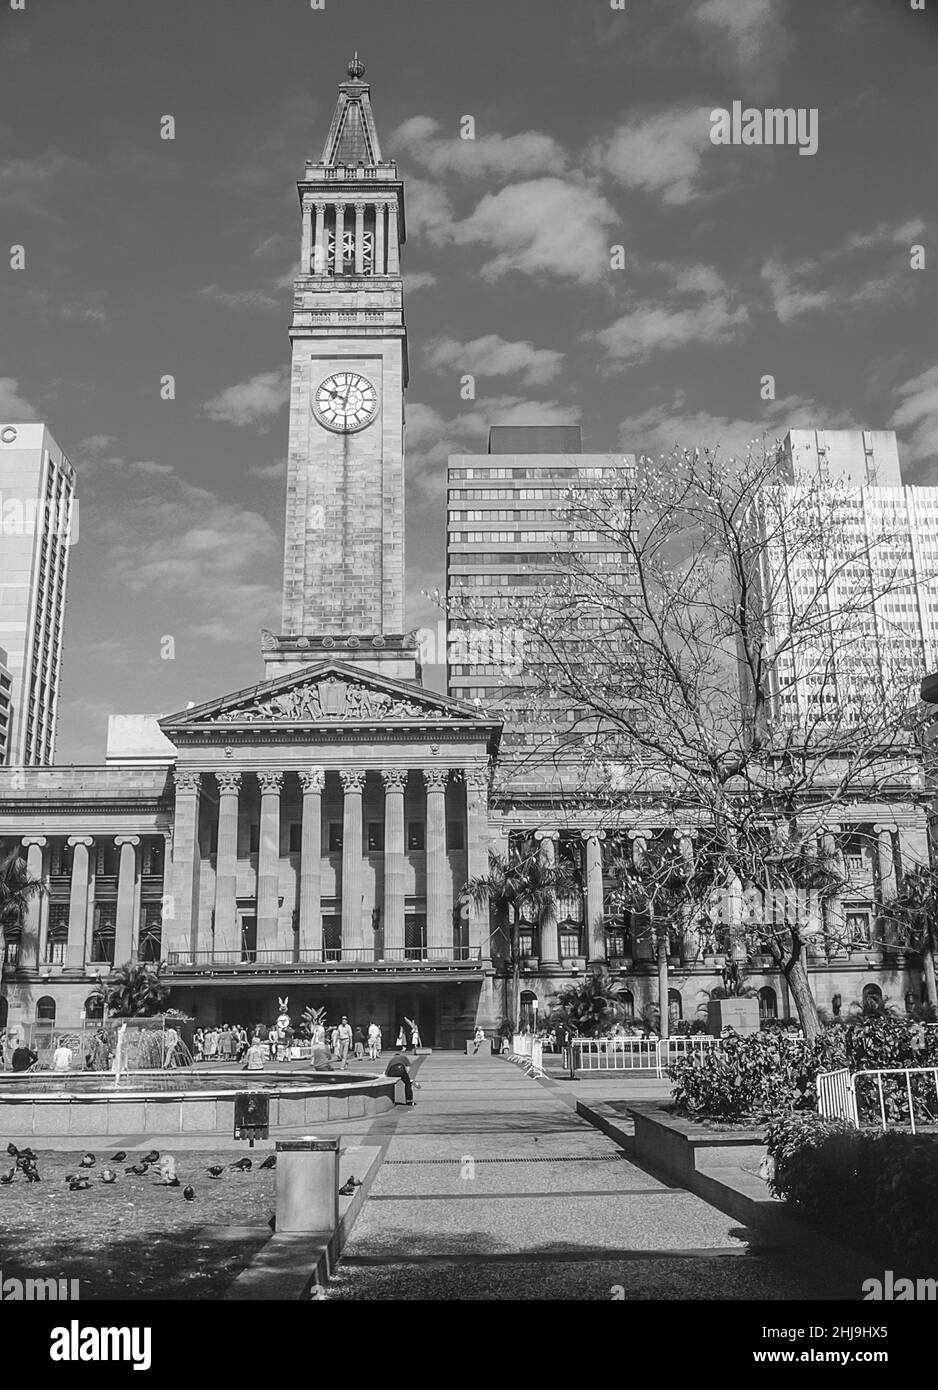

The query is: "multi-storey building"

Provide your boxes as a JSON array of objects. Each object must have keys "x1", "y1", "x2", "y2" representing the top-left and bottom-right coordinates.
[
  {"x1": 0, "y1": 64, "x2": 929, "y2": 1048},
  {"x1": 0, "y1": 422, "x2": 75, "y2": 765},
  {"x1": 0, "y1": 649, "x2": 12, "y2": 764}
]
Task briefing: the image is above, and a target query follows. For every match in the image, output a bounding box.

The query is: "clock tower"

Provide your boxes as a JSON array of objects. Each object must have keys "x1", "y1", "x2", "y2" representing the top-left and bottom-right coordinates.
[{"x1": 267, "y1": 56, "x2": 416, "y2": 680}]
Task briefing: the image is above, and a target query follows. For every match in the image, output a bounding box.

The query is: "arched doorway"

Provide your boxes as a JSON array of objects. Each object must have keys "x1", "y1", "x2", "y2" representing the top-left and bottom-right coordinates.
[
  {"x1": 519, "y1": 989, "x2": 537, "y2": 1033},
  {"x1": 758, "y1": 986, "x2": 778, "y2": 1022},
  {"x1": 620, "y1": 989, "x2": 634, "y2": 1024},
  {"x1": 668, "y1": 989, "x2": 683, "y2": 1025},
  {"x1": 84, "y1": 995, "x2": 105, "y2": 1022},
  {"x1": 36, "y1": 996, "x2": 56, "y2": 1023}
]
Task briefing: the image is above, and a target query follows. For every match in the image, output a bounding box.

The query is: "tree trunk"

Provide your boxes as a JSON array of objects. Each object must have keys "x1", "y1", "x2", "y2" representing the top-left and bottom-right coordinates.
[
  {"x1": 657, "y1": 931, "x2": 670, "y2": 1041},
  {"x1": 923, "y1": 942, "x2": 938, "y2": 1013},
  {"x1": 783, "y1": 948, "x2": 820, "y2": 1043}
]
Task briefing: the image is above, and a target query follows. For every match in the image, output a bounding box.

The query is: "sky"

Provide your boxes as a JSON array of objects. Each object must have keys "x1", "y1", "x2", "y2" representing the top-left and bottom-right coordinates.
[{"x1": 0, "y1": 0, "x2": 936, "y2": 762}]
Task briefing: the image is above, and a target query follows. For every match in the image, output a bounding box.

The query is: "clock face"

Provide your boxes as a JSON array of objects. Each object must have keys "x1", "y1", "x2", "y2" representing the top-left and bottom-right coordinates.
[{"x1": 312, "y1": 372, "x2": 378, "y2": 433}]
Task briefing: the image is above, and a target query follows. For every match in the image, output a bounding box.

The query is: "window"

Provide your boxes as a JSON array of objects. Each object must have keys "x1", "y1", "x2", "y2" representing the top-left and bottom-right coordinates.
[
  {"x1": 84, "y1": 994, "x2": 104, "y2": 1021},
  {"x1": 605, "y1": 927, "x2": 630, "y2": 959},
  {"x1": 367, "y1": 823, "x2": 385, "y2": 852},
  {"x1": 138, "y1": 904, "x2": 162, "y2": 962},
  {"x1": 322, "y1": 914, "x2": 342, "y2": 960},
  {"x1": 45, "y1": 903, "x2": 68, "y2": 964},
  {"x1": 328, "y1": 823, "x2": 343, "y2": 852},
  {"x1": 446, "y1": 820, "x2": 465, "y2": 851},
  {"x1": 91, "y1": 904, "x2": 116, "y2": 965},
  {"x1": 249, "y1": 823, "x2": 260, "y2": 854},
  {"x1": 289, "y1": 822, "x2": 302, "y2": 854},
  {"x1": 846, "y1": 910, "x2": 871, "y2": 944},
  {"x1": 559, "y1": 927, "x2": 582, "y2": 958},
  {"x1": 668, "y1": 989, "x2": 683, "y2": 1024},
  {"x1": 404, "y1": 913, "x2": 427, "y2": 961},
  {"x1": 407, "y1": 821, "x2": 425, "y2": 851},
  {"x1": 758, "y1": 986, "x2": 778, "y2": 1022},
  {"x1": 36, "y1": 996, "x2": 56, "y2": 1023},
  {"x1": 519, "y1": 927, "x2": 536, "y2": 959}
]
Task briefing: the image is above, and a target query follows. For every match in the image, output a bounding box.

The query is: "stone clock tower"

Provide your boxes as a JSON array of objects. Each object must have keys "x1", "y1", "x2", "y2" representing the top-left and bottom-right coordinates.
[{"x1": 266, "y1": 57, "x2": 417, "y2": 681}]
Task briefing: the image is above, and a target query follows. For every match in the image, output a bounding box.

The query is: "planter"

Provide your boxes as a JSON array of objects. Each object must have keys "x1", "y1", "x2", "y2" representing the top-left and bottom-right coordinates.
[{"x1": 707, "y1": 997, "x2": 761, "y2": 1037}]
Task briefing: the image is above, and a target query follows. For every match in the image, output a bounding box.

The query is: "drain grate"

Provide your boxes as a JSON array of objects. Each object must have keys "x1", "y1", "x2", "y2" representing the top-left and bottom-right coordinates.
[{"x1": 384, "y1": 1154, "x2": 628, "y2": 1166}]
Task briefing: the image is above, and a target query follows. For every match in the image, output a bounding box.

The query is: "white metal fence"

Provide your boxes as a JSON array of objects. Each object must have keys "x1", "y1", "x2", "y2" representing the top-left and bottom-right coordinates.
[
  {"x1": 571, "y1": 1035, "x2": 720, "y2": 1079},
  {"x1": 817, "y1": 1066, "x2": 938, "y2": 1134}
]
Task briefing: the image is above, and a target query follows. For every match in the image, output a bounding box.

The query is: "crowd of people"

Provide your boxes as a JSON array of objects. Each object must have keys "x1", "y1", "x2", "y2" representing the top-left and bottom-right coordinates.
[{"x1": 189, "y1": 1015, "x2": 424, "y2": 1070}]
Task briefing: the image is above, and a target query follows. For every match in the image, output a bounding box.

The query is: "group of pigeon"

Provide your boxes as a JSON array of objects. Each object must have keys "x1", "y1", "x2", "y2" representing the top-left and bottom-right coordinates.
[
  {"x1": 2, "y1": 1143, "x2": 40, "y2": 1184},
  {"x1": 2, "y1": 1142, "x2": 286, "y2": 1202}
]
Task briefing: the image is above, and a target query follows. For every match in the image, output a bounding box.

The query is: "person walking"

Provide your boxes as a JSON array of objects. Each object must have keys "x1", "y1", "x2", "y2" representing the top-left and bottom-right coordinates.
[
  {"x1": 396, "y1": 1024, "x2": 407, "y2": 1050},
  {"x1": 336, "y1": 1016, "x2": 353, "y2": 1070},
  {"x1": 385, "y1": 1048, "x2": 419, "y2": 1105},
  {"x1": 353, "y1": 1025, "x2": 365, "y2": 1061},
  {"x1": 409, "y1": 1019, "x2": 421, "y2": 1052},
  {"x1": 367, "y1": 1020, "x2": 381, "y2": 1060}
]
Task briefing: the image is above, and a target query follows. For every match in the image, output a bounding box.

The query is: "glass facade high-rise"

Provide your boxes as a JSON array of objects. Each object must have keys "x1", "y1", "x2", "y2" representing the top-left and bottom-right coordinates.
[{"x1": 0, "y1": 422, "x2": 76, "y2": 765}]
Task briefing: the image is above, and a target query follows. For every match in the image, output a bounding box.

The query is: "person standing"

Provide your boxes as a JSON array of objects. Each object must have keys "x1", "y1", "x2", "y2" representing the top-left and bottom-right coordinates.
[
  {"x1": 472, "y1": 1026, "x2": 486, "y2": 1055},
  {"x1": 409, "y1": 1020, "x2": 421, "y2": 1052},
  {"x1": 367, "y1": 1020, "x2": 381, "y2": 1060},
  {"x1": 336, "y1": 1015, "x2": 353, "y2": 1070},
  {"x1": 396, "y1": 1024, "x2": 407, "y2": 1049},
  {"x1": 353, "y1": 1025, "x2": 365, "y2": 1061}
]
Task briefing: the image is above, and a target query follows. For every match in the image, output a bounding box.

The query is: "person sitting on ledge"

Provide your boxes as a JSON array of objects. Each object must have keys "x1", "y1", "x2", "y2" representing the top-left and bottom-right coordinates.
[
  {"x1": 385, "y1": 1049, "x2": 419, "y2": 1105},
  {"x1": 242, "y1": 1039, "x2": 267, "y2": 1071},
  {"x1": 311, "y1": 1041, "x2": 333, "y2": 1072}
]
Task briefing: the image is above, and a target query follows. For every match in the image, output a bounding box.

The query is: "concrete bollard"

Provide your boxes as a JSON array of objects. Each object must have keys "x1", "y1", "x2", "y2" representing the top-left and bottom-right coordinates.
[{"x1": 275, "y1": 1137, "x2": 340, "y2": 1234}]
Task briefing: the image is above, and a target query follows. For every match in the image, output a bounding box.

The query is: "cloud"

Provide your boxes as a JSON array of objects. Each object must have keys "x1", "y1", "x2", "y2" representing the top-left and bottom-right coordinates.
[
  {"x1": 78, "y1": 434, "x2": 117, "y2": 454},
  {"x1": 392, "y1": 116, "x2": 565, "y2": 179},
  {"x1": 595, "y1": 106, "x2": 713, "y2": 206},
  {"x1": 403, "y1": 270, "x2": 437, "y2": 293},
  {"x1": 203, "y1": 369, "x2": 290, "y2": 428},
  {"x1": 423, "y1": 334, "x2": 563, "y2": 386},
  {"x1": 198, "y1": 284, "x2": 281, "y2": 312},
  {"x1": 617, "y1": 391, "x2": 855, "y2": 459},
  {"x1": 762, "y1": 217, "x2": 923, "y2": 324},
  {"x1": 0, "y1": 377, "x2": 40, "y2": 419},
  {"x1": 247, "y1": 458, "x2": 287, "y2": 480},
  {"x1": 695, "y1": 0, "x2": 789, "y2": 67},
  {"x1": 0, "y1": 149, "x2": 87, "y2": 215},
  {"x1": 405, "y1": 396, "x2": 582, "y2": 495},
  {"x1": 890, "y1": 366, "x2": 938, "y2": 470},
  {"x1": 590, "y1": 266, "x2": 748, "y2": 363},
  {"x1": 446, "y1": 178, "x2": 619, "y2": 284}
]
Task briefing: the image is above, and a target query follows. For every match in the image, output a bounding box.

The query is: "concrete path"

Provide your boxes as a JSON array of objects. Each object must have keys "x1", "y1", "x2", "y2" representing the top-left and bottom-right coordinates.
[{"x1": 325, "y1": 1054, "x2": 846, "y2": 1301}]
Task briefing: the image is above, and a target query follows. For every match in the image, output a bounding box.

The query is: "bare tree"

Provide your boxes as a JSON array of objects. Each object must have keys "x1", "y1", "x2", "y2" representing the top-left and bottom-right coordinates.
[{"x1": 450, "y1": 444, "x2": 931, "y2": 1043}]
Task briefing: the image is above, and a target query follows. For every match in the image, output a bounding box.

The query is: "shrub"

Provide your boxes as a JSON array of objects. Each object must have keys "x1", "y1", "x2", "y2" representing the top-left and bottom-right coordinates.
[{"x1": 765, "y1": 1114, "x2": 938, "y2": 1267}]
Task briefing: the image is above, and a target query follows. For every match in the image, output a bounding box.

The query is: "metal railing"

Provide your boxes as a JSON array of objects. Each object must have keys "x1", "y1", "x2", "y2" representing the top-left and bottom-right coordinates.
[
  {"x1": 570, "y1": 1035, "x2": 720, "y2": 1078},
  {"x1": 818, "y1": 1066, "x2": 938, "y2": 1134},
  {"x1": 165, "y1": 945, "x2": 482, "y2": 969}
]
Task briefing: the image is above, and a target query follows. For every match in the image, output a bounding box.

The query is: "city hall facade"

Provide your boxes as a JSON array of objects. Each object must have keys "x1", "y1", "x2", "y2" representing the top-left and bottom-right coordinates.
[{"x1": 0, "y1": 62, "x2": 930, "y2": 1046}]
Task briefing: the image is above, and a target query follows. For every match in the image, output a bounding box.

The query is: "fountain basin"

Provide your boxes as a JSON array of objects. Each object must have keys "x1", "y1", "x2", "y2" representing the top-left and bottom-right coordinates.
[{"x1": 0, "y1": 1069, "x2": 398, "y2": 1138}]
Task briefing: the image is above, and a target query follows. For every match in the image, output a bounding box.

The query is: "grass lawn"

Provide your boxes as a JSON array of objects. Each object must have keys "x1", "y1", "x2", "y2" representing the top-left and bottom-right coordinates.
[{"x1": 0, "y1": 1148, "x2": 275, "y2": 1300}]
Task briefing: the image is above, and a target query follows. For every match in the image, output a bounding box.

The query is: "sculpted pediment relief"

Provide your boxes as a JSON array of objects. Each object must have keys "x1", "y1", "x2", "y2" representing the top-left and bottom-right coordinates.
[{"x1": 213, "y1": 675, "x2": 448, "y2": 725}]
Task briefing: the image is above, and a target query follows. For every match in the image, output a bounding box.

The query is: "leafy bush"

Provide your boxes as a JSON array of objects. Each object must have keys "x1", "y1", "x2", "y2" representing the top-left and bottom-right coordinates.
[
  {"x1": 765, "y1": 1114, "x2": 938, "y2": 1266},
  {"x1": 671, "y1": 1016, "x2": 938, "y2": 1123}
]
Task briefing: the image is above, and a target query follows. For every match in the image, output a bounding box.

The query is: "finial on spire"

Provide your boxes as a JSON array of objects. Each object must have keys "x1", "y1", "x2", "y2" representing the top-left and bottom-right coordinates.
[{"x1": 347, "y1": 52, "x2": 365, "y2": 80}]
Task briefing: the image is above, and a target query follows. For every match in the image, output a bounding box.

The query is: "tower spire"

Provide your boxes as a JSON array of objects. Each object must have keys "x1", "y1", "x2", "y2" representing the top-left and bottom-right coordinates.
[{"x1": 319, "y1": 53, "x2": 383, "y2": 167}]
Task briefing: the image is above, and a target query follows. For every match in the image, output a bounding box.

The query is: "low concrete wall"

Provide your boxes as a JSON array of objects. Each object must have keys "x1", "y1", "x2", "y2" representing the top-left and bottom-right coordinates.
[{"x1": 0, "y1": 1076, "x2": 397, "y2": 1138}]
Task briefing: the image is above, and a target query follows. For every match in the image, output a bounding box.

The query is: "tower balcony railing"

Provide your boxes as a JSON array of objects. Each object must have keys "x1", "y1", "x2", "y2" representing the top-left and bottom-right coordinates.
[{"x1": 164, "y1": 945, "x2": 483, "y2": 973}]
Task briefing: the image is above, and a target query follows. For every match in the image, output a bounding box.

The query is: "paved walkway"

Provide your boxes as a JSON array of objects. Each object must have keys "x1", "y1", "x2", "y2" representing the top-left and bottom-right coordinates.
[{"x1": 325, "y1": 1054, "x2": 852, "y2": 1301}]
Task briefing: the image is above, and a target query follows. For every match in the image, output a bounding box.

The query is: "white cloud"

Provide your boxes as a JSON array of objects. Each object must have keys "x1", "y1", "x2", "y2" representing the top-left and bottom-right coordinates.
[
  {"x1": 247, "y1": 458, "x2": 287, "y2": 480},
  {"x1": 695, "y1": 0, "x2": 786, "y2": 65},
  {"x1": 423, "y1": 334, "x2": 563, "y2": 386},
  {"x1": 890, "y1": 366, "x2": 938, "y2": 468},
  {"x1": 596, "y1": 106, "x2": 712, "y2": 206},
  {"x1": 0, "y1": 377, "x2": 40, "y2": 420},
  {"x1": 591, "y1": 279, "x2": 748, "y2": 363},
  {"x1": 762, "y1": 217, "x2": 924, "y2": 324},
  {"x1": 392, "y1": 116, "x2": 565, "y2": 179},
  {"x1": 403, "y1": 270, "x2": 437, "y2": 293},
  {"x1": 617, "y1": 392, "x2": 855, "y2": 460},
  {"x1": 203, "y1": 369, "x2": 290, "y2": 428},
  {"x1": 198, "y1": 284, "x2": 281, "y2": 312}
]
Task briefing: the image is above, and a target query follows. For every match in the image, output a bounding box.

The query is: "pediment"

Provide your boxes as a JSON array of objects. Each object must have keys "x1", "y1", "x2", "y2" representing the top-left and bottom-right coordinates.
[{"x1": 159, "y1": 660, "x2": 496, "y2": 732}]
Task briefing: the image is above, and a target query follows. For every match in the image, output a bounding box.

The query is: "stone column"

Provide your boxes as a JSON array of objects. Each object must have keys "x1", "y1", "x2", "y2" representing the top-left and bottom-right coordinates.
[
  {"x1": 66, "y1": 836, "x2": 93, "y2": 971},
  {"x1": 374, "y1": 200, "x2": 385, "y2": 275},
  {"x1": 382, "y1": 769, "x2": 406, "y2": 959},
  {"x1": 387, "y1": 198, "x2": 400, "y2": 273},
  {"x1": 114, "y1": 835, "x2": 140, "y2": 966},
  {"x1": 168, "y1": 770, "x2": 202, "y2": 958},
  {"x1": 213, "y1": 772, "x2": 242, "y2": 959},
  {"x1": 298, "y1": 769, "x2": 324, "y2": 961},
  {"x1": 20, "y1": 836, "x2": 46, "y2": 971},
  {"x1": 465, "y1": 768, "x2": 490, "y2": 960},
  {"x1": 822, "y1": 830, "x2": 845, "y2": 953},
  {"x1": 424, "y1": 770, "x2": 449, "y2": 956},
  {"x1": 580, "y1": 831, "x2": 606, "y2": 963},
  {"x1": 300, "y1": 199, "x2": 312, "y2": 274},
  {"x1": 313, "y1": 202, "x2": 326, "y2": 275},
  {"x1": 354, "y1": 202, "x2": 365, "y2": 273},
  {"x1": 677, "y1": 830, "x2": 699, "y2": 962},
  {"x1": 256, "y1": 771, "x2": 283, "y2": 955},
  {"x1": 875, "y1": 824, "x2": 897, "y2": 901},
  {"x1": 340, "y1": 770, "x2": 366, "y2": 956},
  {"x1": 334, "y1": 203, "x2": 346, "y2": 273},
  {"x1": 628, "y1": 830, "x2": 653, "y2": 961},
  {"x1": 897, "y1": 820, "x2": 929, "y2": 877},
  {"x1": 535, "y1": 830, "x2": 560, "y2": 968}
]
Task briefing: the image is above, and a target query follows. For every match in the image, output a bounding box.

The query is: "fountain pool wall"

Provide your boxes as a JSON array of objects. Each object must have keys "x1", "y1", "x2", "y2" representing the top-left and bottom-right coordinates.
[{"x1": 0, "y1": 1071, "x2": 398, "y2": 1138}]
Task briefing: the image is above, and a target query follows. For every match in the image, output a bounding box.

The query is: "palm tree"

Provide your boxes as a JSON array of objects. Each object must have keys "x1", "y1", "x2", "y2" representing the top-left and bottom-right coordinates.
[
  {"x1": 94, "y1": 961, "x2": 170, "y2": 1018},
  {"x1": 463, "y1": 846, "x2": 577, "y2": 1024},
  {"x1": 301, "y1": 1005, "x2": 327, "y2": 1038},
  {"x1": 0, "y1": 844, "x2": 45, "y2": 960},
  {"x1": 549, "y1": 965, "x2": 632, "y2": 1037},
  {"x1": 881, "y1": 866, "x2": 938, "y2": 1012}
]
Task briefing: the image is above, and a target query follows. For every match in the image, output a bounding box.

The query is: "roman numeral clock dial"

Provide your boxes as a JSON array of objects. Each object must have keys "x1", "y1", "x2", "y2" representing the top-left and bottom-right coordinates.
[{"x1": 312, "y1": 372, "x2": 378, "y2": 432}]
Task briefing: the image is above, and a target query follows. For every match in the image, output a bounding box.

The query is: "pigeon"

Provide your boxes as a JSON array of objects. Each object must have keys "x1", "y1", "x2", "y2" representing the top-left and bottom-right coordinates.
[
  {"x1": 207, "y1": 1165, "x2": 224, "y2": 1179},
  {"x1": 6, "y1": 1143, "x2": 18, "y2": 1157},
  {"x1": 100, "y1": 1169, "x2": 117, "y2": 1184},
  {"x1": 68, "y1": 1177, "x2": 91, "y2": 1192},
  {"x1": 15, "y1": 1156, "x2": 30, "y2": 1171},
  {"x1": 79, "y1": 1152, "x2": 96, "y2": 1168},
  {"x1": 111, "y1": 1151, "x2": 127, "y2": 1163},
  {"x1": 338, "y1": 1179, "x2": 356, "y2": 1197},
  {"x1": 142, "y1": 1150, "x2": 160, "y2": 1166},
  {"x1": 183, "y1": 1185, "x2": 195, "y2": 1201},
  {"x1": 258, "y1": 1154, "x2": 276, "y2": 1170},
  {"x1": 228, "y1": 1157, "x2": 252, "y2": 1172},
  {"x1": 24, "y1": 1165, "x2": 41, "y2": 1183},
  {"x1": 19, "y1": 1147, "x2": 36, "y2": 1161},
  {"x1": 126, "y1": 1163, "x2": 148, "y2": 1177},
  {"x1": 0, "y1": 1168, "x2": 15, "y2": 1185}
]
